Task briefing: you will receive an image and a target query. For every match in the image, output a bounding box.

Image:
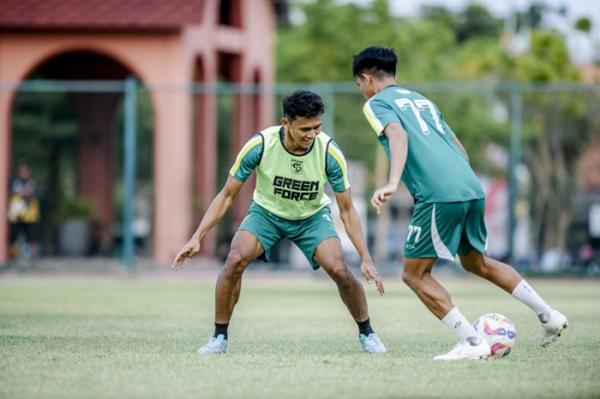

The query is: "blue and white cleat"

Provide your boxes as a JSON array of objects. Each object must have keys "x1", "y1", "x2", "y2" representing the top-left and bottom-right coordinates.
[
  {"x1": 359, "y1": 333, "x2": 387, "y2": 353},
  {"x1": 197, "y1": 334, "x2": 228, "y2": 355}
]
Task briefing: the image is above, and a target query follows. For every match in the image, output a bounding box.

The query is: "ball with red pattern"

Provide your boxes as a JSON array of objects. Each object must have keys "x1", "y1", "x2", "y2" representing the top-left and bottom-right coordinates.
[{"x1": 473, "y1": 313, "x2": 517, "y2": 358}]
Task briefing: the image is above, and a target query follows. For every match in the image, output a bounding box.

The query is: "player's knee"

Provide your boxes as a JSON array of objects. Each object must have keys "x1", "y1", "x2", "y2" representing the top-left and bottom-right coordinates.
[
  {"x1": 402, "y1": 269, "x2": 421, "y2": 289},
  {"x1": 223, "y1": 250, "x2": 248, "y2": 279},
  {"x1": 401, "y1": 271, "x2": 413, "y2": 287},
  {"x1": 329, "y1": 263, "x2": 354, "y2": 287},
  {"x1": 461, "y1": 257, "x2": 486, "y2": 277}
]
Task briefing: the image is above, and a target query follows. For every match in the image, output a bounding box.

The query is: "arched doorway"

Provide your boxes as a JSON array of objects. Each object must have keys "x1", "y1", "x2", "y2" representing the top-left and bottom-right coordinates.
[{"x1": 9, "y1": 49, "x2": 154, "y2": 257}]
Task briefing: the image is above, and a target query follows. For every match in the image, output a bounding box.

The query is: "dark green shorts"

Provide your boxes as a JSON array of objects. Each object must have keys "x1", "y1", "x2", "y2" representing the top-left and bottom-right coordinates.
[
  {"x1": 239, "y1": 202, "x2": 339, "y2": 269},
  {"x1": 403, "y1": 199, "x2": 487, "y2": 260}
]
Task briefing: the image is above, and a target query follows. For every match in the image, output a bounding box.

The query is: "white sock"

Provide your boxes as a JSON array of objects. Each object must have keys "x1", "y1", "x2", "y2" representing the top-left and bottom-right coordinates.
[
  {"x1": 441, "y1": 307, "x2": 480, "y2": 341},
  {"x1": 511, "y1": 279, "x2": 553, "y2": 322}
]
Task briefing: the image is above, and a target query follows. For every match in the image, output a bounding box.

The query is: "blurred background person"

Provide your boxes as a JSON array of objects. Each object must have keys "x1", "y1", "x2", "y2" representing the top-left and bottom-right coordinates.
[{"x1": 7, "y1": 162, "x2": 40, "y2": 260}]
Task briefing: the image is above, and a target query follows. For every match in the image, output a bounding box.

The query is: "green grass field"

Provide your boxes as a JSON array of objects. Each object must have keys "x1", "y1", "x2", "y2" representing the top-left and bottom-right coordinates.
[{"x1": 1, "y1": 274, "x2": 599, "y2": 398}]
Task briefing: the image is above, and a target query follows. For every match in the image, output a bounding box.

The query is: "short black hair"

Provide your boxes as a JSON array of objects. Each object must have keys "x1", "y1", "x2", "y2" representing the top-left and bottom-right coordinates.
[
  {"x1": 282, "y1": 90, "x2": 325, "y2": 120},
  {"x1": 352, "y1": 46, "x2": 397, "y2": 78}
]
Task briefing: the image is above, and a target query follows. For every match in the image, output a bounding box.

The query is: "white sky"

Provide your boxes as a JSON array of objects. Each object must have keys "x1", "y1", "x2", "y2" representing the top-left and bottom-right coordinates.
[{"x1": 390, "y1": 0, "x2": 599, "y2": 26}]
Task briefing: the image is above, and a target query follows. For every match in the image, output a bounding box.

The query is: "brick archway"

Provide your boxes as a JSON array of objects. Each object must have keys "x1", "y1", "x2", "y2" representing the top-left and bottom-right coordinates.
[
  {"x1": 0, "y1": 38, "x2": 193, "y2": 263},
  {"x1": 5, "y1": 48, "x2": 154, "y2": 256}
]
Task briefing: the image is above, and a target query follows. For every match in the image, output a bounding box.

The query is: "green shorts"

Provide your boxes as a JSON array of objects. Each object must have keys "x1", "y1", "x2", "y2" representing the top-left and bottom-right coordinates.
[
  {"x1": 238, "y1": 202, "x2": 339, "y2": 269},
  {"x1": 403, "y1": 199, "x2": 487, "y2": 260}
]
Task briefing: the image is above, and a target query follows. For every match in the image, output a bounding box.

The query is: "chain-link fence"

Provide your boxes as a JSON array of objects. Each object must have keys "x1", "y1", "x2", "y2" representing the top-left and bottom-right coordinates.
[{"x1": 3, "y1": 80, "x2": 600, "y2": 274}]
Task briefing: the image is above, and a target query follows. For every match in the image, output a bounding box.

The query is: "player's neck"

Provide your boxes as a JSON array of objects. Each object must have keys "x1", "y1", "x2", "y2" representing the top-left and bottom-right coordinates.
[
  {"x1": 282, "y1": 129, "x2": 309, "y2": 155},
  {"x1": 373, "y1": 77, "x2": 397, "y2": 94}
]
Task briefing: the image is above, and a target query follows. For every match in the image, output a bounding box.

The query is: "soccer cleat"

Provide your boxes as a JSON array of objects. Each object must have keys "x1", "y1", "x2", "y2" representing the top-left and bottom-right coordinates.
[
  {"x1": 540, "y1": 310, "x2": 568, "y2": 348},
  {"x1": 359, "y1": 333, "x2": 387, "y2": 353},
  {"x1": 197, "y1": 334, "x2": 228, "y2": 355},
  {"x1": 433, "y1": 337, "x2": 491, "y2": 361}
]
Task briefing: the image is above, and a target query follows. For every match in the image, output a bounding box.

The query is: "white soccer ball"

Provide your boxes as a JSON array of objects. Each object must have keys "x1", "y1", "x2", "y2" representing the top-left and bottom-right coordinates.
[{"x1": 473, "y1": 313, "x2": 517, "y2": 358}]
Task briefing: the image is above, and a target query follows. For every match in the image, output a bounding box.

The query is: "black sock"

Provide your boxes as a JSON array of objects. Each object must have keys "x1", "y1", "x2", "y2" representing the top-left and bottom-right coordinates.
[
  {"x1": 357, "y1": 318, "x2": 374, "y2": 336},
  {"x1": 214, "y1": 322, "x2": 229, "y2": 339}
]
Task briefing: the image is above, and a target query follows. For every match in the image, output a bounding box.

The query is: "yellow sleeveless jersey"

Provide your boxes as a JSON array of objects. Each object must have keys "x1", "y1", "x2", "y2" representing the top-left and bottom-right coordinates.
[{"x1": 229, "y1": 126, "x2": 350, "y2": 220}]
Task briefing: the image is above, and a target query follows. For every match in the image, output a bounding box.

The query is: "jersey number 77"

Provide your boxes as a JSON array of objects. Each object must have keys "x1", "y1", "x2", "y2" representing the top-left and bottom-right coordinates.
[{"x1": 393, "y1": 98, "x2": 444, "y2": 135}]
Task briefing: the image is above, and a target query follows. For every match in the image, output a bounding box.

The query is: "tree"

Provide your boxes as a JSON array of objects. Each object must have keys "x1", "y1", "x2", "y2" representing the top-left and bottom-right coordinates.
[
  {"x1": 454, "y1": 4, "x2": 503, "y2": 43},
  {"x1": 574, "y1": 17, "x2": 592, "y2": 34},
  {"x1": 277, "y1": 0, "x2": 508, "y2": 170},
  {"x1": 504, "y1": 30, "x2": 588, "y2": 262}
]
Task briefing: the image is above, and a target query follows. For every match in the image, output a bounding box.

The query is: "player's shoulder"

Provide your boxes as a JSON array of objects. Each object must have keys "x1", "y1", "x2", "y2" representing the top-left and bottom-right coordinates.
[
  {"x1": 317, "y1": 130, "x2": 332, "y2": 146},
  {"x1": 368, "y1": 87, "x2": 431, "y2": 107},
  {"x1": 363, "y1": 87, "x2": 406, "y2": 110},
  {"x1": 383, "y1": 85, "x2": 419, "y2": 99},
  {"x1": 260, "y1": 125, "x2": 280, "y2": 136},
  {"x1": 253, "y1": 126, "x2": 279, "y2": 147},
  {"x1": 364, "y1": 93, "x2": 383, "y2": 107},
  {"x1": 324, "y1": 136, "x2": 347, "y2": 157},
  {"x1": 257, "y1": 126, "x2": 278, "y2": 141},
  {"x1": 326, "y1": 139, "x2": 346, "y2": 162},
  {"x1": 235, "y1": 131, "x2": 266, "y2": 158}
]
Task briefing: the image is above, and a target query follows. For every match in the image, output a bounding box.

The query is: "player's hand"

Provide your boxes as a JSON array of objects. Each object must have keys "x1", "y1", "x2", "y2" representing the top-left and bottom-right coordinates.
[
  {"x1": 371, "y1": 183, "x2": 397, "y2": 215},
  {"x1": 361, "y1": 260, "x2": 385, "y2": 296},
  {"x1": 171, "y1": 239, "x2": 200, "y2": 270}
]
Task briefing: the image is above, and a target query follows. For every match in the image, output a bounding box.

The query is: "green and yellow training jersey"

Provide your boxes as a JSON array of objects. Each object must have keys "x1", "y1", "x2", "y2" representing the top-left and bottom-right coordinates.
[{"x1": 229, "y1": 126, "x2": 350, "y2": 220}]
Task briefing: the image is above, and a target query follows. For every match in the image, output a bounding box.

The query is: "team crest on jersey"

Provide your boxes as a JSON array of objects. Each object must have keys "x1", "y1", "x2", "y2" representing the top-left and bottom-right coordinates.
[{"x1": 290, "y1": 159, "x2": 303, "y2": 174}]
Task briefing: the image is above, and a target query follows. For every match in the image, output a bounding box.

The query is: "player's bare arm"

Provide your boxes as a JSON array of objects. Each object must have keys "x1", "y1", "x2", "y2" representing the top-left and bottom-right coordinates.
[
  {"x1": 171, "y1": 176, "x2": 244, "y2": 270},
  {"x1": 371, "y1": 122, "x2": 408, "y2": 215},
  {"x1": 334, "y1": 188, "x2": 385, "y2": 295}
]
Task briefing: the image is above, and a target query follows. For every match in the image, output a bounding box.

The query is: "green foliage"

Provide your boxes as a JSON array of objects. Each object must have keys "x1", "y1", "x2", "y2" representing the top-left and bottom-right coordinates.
[
  {"x1": 278, "y1": 0, "x2": 458, "y2": 83},
  {"x1": 277, "y1": 0, "x2": 504, "y2": 83},
  {"x1": 574, "y1": 17, "x2": 592, "y2": 33},
  {"x1": 11, "y1": 90, "x2": 77, "y2": 191},
  {"x1": 512, "y1": 31, "x2": 579, "y2": 82},
  {"x1": 277, "y1": 0, "x2": 510, "y2": 171},
  {"x1": 500, "y1": 29, "x2": 589, "y2": 254},
  {"x1": 330, "y1": 93, "x2": 379, "y2": 167},
  {"x1": 420, "y1": 5, "x2": 454, "y2": 28},
  {"x1": 135, "y1": 91, "x2": 155, "y2": 182},
  {"x1": 55, "y1": 196, "x2": 94, "y2": 221},
  {"x1": 114, "y1": 88, "x2": 155, "y2": 182},
  {"x1": 454, "y1": 3, "x2": 504, "y2": 43},
  {"x1": 514, "y1": 2, "x2": 547, "y2": 32}
]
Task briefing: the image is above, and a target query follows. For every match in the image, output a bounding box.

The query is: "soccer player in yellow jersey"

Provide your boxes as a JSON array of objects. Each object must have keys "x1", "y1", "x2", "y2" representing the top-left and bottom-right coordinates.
[{"x1": 172, "y1": 90, "x2": 386, "y2": 355}]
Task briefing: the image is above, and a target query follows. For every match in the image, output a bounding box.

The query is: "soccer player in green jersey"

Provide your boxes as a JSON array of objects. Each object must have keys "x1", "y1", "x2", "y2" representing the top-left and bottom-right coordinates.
[
  {"x1": 352, "y1": 46, "x2": 568, "y2": 360},
  {"x1": 172, "y1": 90, "x2": 386, "y2": 355}
]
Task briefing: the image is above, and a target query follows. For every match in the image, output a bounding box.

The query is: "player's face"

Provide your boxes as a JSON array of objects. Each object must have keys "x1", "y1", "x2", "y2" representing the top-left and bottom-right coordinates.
[
  {"x1": 356, "y1": 74, "x2": 376, "y2": 99},
  {"x1": 282, "y1": 115, "x2": 321, "y2": 151}
]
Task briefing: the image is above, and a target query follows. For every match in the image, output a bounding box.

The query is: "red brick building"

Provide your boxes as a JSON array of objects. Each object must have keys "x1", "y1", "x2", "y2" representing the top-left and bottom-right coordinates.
[{"x1": 0, "y1": 0, "x2": 285, "y2": 262}]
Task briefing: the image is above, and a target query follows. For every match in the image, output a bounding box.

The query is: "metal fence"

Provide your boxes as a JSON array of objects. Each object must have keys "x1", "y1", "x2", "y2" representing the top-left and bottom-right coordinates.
[{"x1": 3, "y1": 80, "x2": 600, "y2": 273}]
